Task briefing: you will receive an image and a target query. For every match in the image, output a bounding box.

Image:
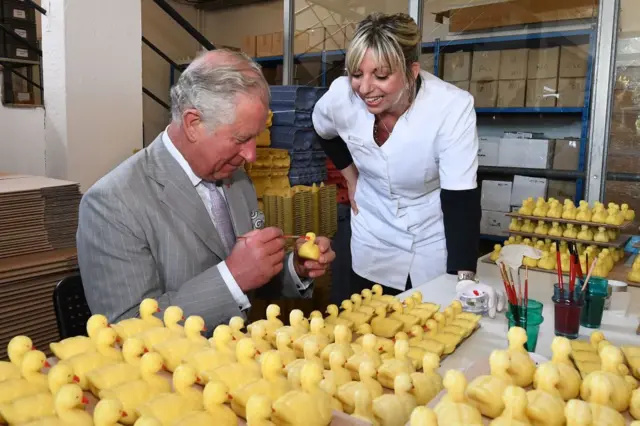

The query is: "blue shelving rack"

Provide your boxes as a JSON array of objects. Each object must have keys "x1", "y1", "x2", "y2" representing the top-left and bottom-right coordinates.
[{"x1": 166, "y1": 27, "x2": 597, "y2": 242}]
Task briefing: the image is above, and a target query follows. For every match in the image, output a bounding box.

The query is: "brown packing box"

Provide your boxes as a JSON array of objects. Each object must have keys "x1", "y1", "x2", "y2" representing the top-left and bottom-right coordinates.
[
  {"x1": 325, "y1": 25, "x2": 346, "y2": 51},
  {"x1": 447, "y1": 0, "x2": 598, "y2": 33},
  {"x1": 557, "y1": 78, "x2": 586, "y2": 107},
  {"x1": 471, "y1": 50, "x2": 501, "y2": 81},
  {"x1": 420, "y1": 53, "x2": 435, "y2": 73},
  {"x1": 452, "y1": 81, "x2": 470, "y2": 92},
  {"x1": 553, "y1": 139, "x2": 580, "y2": 170},
  {"x1": 499, "y1": 48, "x2": 528, "y2": 80},
  {"x1": 547, "y1": 181, "x2": 577, "y2": 202},
  {"x1": 470, "y1": 81, "x2": 498, "y2": 107},
  {"x1": 497, "y1": 80, "x2": 526, "y2": 107},
  {"x1": 271, "y1": 31, "x2": 311, "y2": 56},
  {"x1": 528, "y1": 47, "x2": 560, "y2": 79},
  {"x1": 443, "y1": 51, "x2": 472, "y2": 82},
  {"x1": 526, "y1": 78, "x2": 558, "y2": 108},
  {"x1": 559, "y1": 45, "x2": 589, "y2": 78},
  {"x1": 241, "y1": 36, "x2": 257, "y2": 57},
  {"x1": 256, "y1": 34, "x2": 273, "y2": 57}
]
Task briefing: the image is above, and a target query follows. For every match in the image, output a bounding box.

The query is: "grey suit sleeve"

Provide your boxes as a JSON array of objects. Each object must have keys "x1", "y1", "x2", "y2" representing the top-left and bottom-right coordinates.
[{"x1": 76, "y1": 187, "x2": 241, "y2": 327}]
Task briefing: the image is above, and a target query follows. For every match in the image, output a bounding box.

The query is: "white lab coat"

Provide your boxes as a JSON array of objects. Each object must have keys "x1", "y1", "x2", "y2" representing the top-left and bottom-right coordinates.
[{"x1": 312, "y1": 70, "x2": 479, "y2": 290}]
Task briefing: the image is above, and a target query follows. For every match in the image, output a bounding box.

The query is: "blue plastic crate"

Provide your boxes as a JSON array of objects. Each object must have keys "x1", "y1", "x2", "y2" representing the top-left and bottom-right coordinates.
[
  {"x1": 289, "y1": 166, "x2": 327, "y2": 186},
  {"x1": 270, "y1": 104, "x2": 313, "y2": 127},
  {"x1": 270, "y1": 86, "x2": 328, "y2": 112},
  {"x1": 290, "y1": 150, "x2": 326, "y2": 168},
  {"x1": 270, "y1": 126, "x2": 323, "y2": 151}
]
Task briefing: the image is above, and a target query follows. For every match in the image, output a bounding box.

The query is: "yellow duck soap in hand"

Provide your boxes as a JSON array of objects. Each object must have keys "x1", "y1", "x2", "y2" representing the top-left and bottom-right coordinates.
[
  {"x1": 0, "y1": 335, "x2": 33, "y2": 382},
  {"x1": 298, "y1": 232, "x2": 321, "y2": 260},
  {"x1": 489, "y1": 386, "x2": 532, "y2": 426},
  {"x1": 434, "y1": 369, "x2": 483, "y2": 425}
]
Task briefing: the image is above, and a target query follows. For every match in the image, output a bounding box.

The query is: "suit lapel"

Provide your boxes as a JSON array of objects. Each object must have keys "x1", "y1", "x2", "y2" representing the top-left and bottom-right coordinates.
[
  {"x1": 145, "y1": 138, "x2": 227, "y2": 259},
  {"x1": 223, "y1": 173, "x2": 253, "y2": 237}
]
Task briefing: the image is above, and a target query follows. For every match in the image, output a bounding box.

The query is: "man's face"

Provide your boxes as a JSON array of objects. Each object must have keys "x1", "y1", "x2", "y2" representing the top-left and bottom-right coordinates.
[{"x1": 189, "y1": 93, "x2": 268, "y2": 181}]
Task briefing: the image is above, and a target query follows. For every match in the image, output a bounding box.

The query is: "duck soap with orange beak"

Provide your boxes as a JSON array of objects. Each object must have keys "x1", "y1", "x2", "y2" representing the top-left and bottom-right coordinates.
[{"x1": 298, "y1": 232, "x2": 321, "y2": 261}]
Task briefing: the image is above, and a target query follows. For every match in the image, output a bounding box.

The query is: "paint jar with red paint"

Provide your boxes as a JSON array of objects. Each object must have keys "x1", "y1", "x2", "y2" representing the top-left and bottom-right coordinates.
[{"x1": 458, "y1": 289, "x2": 490, "y2": 315}]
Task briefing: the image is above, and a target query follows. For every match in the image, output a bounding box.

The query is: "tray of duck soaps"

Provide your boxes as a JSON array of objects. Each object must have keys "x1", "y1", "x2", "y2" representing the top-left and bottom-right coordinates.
[
  {"x1": 507, "y1": 229, "x2": 631, "y2": 249},
  {"x1": 0, "y1": 288, "x2": 482, "y2": 426},
  {"x1": 506, "y1": 199, "x2": 636, "y2": 230},
  {"x1": 423, "y1": 328, "x2": 639, "y2": 425}
]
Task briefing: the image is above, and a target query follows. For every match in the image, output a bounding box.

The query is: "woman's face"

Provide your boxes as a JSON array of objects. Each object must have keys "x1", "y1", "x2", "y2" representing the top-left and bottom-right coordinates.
[{"x1": 350, "y1": 48, "x2": 406, "y2": 114}]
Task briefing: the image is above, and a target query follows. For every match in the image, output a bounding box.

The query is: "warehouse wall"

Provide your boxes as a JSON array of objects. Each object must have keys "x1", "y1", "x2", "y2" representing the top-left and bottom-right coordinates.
[
  {"x1": 141, "y1": 0, "x2": 201, "y2": 146},
  {"x1": 0, "y1": 106, "x2": 46, "y2": 175}
]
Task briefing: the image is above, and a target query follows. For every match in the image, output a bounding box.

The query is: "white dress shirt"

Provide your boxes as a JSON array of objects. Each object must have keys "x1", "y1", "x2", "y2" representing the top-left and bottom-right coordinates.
[{"x1": 162, "y1": 130, "x2": 312, "y2": 310}]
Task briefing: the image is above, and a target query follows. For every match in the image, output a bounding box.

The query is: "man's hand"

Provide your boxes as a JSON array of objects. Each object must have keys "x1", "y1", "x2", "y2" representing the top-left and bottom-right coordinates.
[
  {"x1": 226, "y1": 227, "x2": 285, "y2": 292},
  {"x1": 455, "y1": 279, "x2": 506, "y2": 318},
  {"x1": 293, "y1": 236, "x2": 335, "y2": 279}
]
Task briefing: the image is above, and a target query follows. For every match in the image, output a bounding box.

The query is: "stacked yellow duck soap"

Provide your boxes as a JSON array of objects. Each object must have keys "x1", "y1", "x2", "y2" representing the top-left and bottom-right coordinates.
[
  {"x1": 423, "y1": 328, "x2": 640, "y2": 425},
  {"x1": 0, "y1": 283, "x2": 481, "y2": 426}
]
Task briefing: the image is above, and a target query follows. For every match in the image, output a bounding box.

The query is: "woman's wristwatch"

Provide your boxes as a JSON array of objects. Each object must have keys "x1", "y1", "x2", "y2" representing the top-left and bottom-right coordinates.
[{"x1": 458, "y1": 271, "x2": 476, "y2": 282}]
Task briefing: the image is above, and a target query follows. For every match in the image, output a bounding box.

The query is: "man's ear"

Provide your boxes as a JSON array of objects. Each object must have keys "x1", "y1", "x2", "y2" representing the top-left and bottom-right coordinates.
[{"x1": 182, "y1": 109, "x2": 201, "y2": 143}]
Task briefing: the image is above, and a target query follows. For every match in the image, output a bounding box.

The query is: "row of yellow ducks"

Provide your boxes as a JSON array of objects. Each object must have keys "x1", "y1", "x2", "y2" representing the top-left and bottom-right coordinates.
[
  {"x1": 0, "y1": 286, "x2": 477, "y2": 426},
  {"x1": 510, "y1": 219, "x2": 621, "y2": 243},
  {"x1": 491, "y1": 242, "x2": 621, "y2": 278},
  {"x1": 518, "y1": 198, "x2": 635, "y2": 224},
  {"x1": 500, "y1": 236, "x2": 624, "y2": 260},
  {"x1": 426, "y1": 328, "x2": 640, "y2": 426}
]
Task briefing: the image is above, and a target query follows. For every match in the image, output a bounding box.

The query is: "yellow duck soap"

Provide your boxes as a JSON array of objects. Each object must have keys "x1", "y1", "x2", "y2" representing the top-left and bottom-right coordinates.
[{"x1": 298, "y1": 232, "x2": 321, "y2": 261}]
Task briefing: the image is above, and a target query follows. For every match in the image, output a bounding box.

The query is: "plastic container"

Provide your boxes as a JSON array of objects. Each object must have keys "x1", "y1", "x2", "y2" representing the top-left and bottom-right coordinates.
[
  {"x1": 270, "y1": 85, "x2": 328, "y2": 112},
  {"x1": 580, "y1": 277, "x2": 608, "y2": 328},
  {"x1": 553, "y1": 295, "x2": 584, "y2": 339},
  {"x1": 270, "y1": 126, "x2": 323, "y2": 151},
  {"x1": 458, "y1": 291, "x2": 490, "y2": 315},
  {"x1": 508, "y1": 299, "x2": 543, "y2": 321},
  {"x1": 506, "y1": 311, "x2": 544, "y2": 352}
]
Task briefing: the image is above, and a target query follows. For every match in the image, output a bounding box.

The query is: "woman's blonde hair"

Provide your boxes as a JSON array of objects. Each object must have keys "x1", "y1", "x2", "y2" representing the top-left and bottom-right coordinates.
[{"x1": 345, "y1": 13, "x2": 421, "y2": 102}]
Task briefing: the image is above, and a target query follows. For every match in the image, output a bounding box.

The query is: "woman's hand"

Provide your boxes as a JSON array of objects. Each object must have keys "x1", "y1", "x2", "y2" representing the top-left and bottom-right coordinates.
[
  {"x1": 347, "y1": 180, "x2": 359, "y2": 215},
  {"x1": 341, "y1": 164, "x2": 360, "y2": 215}
]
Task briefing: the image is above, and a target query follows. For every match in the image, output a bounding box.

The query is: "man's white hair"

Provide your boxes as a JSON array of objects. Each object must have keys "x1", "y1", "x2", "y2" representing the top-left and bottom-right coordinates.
[{"x1": 169, "y1": 49, "x2": 270, "y2": 131}]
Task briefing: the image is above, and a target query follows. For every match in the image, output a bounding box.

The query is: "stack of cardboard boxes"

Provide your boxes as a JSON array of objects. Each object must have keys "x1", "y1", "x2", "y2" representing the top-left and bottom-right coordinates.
[
  {"x1": 479, "y1": 133, "x2": 580, "y2": 236},
  {"x1": 441, "y1": 45, "x2": 589, "y2": 108},
  {"x1": 241, "y1": 25, "x2": 356, "y2": 86}
]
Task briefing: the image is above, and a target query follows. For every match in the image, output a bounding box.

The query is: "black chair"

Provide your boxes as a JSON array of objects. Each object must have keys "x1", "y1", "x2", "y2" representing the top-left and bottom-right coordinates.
[{"x1": 52, "y1": 274, "x2": 92, "y2": 339}]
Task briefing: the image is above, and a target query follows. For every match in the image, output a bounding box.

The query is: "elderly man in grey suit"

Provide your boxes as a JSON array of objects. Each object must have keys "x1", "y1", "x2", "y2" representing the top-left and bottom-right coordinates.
[{"x1": 77, "y1": 49, "x2": 336, "y2": 329}]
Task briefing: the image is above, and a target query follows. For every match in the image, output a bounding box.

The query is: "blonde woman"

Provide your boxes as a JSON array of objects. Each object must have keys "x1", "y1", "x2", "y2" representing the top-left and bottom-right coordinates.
[{"x1": 313, "y1": 13, "x2": 484, "y2": 299}]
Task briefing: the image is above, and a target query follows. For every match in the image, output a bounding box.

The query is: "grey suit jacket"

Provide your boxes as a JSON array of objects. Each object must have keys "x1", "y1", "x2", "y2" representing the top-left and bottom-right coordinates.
[{"x1": 76, "y1": 133, "x2": 310, "y2": 329}]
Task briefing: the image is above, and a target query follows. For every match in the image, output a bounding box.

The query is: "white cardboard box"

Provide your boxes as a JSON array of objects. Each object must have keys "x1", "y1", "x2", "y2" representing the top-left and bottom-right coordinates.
[
  {"x1": 478, "y1": 137, "x2": 500, "y2": 166},
  {"x1": 498, "y1": 138, "x2": 553, "y2": 169},
  {"x1": 481, "y1": 180, "x2": 513, "y2": 212},
  {"x1": 481, "y1": 210, "x2": 511, "y2": 237},
  {"x1": 510, "y1": 175, "x2": 548, "y2": 206}
]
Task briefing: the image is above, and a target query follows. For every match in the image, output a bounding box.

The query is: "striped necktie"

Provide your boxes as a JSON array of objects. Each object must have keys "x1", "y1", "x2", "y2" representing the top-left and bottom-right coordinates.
[{"x1": 203, "y1": 181, "x2": 236, "y2": 254}]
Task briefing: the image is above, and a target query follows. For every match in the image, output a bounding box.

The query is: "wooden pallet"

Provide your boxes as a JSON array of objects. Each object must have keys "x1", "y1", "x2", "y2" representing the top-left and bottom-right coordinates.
[
  {"x1": 505, "y1": 212, "x2": 634, "y2": 230},
  {"x1": 507, "y1": 230, "x2": 631, "y2": 249}
]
